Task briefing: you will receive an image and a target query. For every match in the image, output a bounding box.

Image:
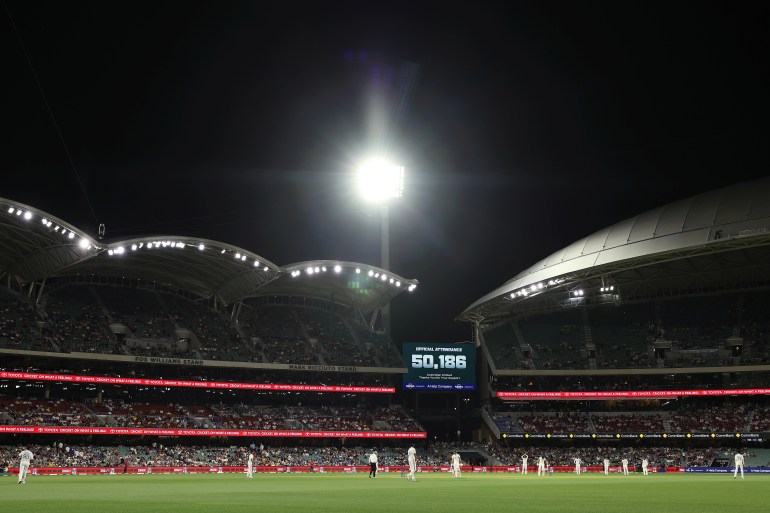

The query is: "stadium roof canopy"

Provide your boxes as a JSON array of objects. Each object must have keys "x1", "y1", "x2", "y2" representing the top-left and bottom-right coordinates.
[
  {"x1": 458, "y1": 177, "x2": 770, "y2": 326},
  {"x1": 0, "y1": 198, "x2": 418, "y2": 315}
]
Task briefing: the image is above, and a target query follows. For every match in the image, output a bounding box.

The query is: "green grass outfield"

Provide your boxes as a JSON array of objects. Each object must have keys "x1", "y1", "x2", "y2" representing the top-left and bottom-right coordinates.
[{"x1": 2, "y1": 472, "x2": 763, "y2": 513}]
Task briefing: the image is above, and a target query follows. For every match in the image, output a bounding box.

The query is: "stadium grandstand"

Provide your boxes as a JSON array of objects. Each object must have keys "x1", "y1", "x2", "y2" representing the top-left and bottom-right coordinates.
[
  {"x1": 457, "y1": 176, "x2": 770, "y2": 453},
  {"x1": 3, "y1": 178, "x2": 770, "y2": 473},
  {"x1": 0, "y1": 197, "x2": 430, "y2": 459}
]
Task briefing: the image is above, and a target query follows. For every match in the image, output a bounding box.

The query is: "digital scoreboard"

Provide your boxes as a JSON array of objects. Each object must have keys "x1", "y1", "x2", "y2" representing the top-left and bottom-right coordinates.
[{"x1": 402, "y1": 342, "x2": 476, "y2": 390}]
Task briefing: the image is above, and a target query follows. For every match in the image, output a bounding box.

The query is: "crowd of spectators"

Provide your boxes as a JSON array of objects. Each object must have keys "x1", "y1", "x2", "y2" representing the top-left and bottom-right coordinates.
[
  {"x1": 0, "y1": 285, "x2": 403, "y2": 368},
  {"x1": 0, "y1": 395, "x2": 423, "y2": 433}
]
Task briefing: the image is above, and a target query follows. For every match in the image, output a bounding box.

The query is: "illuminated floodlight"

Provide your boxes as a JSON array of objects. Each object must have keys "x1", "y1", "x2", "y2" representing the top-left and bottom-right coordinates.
[
  {"x1": 389, "y1": 278, "x2": 394, "y2": 283},
  {"x1": 538, "y1": 282, "x2": 544, "y2": 289},
  {"x1": 355, "y1": 268, "x2": 360, "y2": 274},
  {"x1": 198, "y1": 244, "x2": 205, "y2": 250},
  {"x1": 381, "y1": 274, "x2": 387, "y2": 281},
  {"x1": 263, "y1": 266, "x2": 269, "y2": 272},
  {"x1": 355, "y1": 158, "x2": 404, "y2": 202},
  {"x1": 510, "y1": 293, "x2": 516, "y2": 298},
  {"x1": 23, "y1": 211, "x2": 32, "y2": 220},
  {"x1": 368, "y1": 270, "x2": 374, "y2": 277},
  {"x1": 235, "y1": 253, "x2": 241, "y2": 259},
  {"x1": 334, "y1": 265, "x2": 342, "y2": 273},
  {"x1": 241, "y1": 255, "x2": 247, "y2": 261},
  {"x1": 7, "y1": 207, "x2": 14, "y2": 214},
  {"x1": 116, "y1": 246, "x2": 125, "y2": 254},
  {"x1": 68, "y1": 232, "x2": 75, "y2": 239},
  {"x1": 108, "y1": 249, "x2": 114, "y2": 256},
  {"x1": 78, "y1": 238, "x2": 89, "y2": 249},
  {"x1": 530, "y1": 285, "x2": 537, "y2": 292},
  {"x1": 131, "y1": 244, "x2": 137, "y2": 251},
  {"x1": 396, "y1": 281, "x2": 401, "y2": 287},
  {"x1": 306, "y1": 267, "x2": 314, "y2": 274},
  {"x1": 16, "y1": 210, "x2": 22, "y2": 216},
  {"x1": 254, "y1": 261, "x2": 259, "y2": 267}
]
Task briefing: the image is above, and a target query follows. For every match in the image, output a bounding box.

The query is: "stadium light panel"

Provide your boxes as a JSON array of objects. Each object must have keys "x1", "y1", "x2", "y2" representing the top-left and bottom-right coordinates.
[
  {"x1": 23, "y1": 211, "x2": 31, "y2": 220},
  {"x1": 198, "y1": 244, "x2": 205, "y2": 250},
  {"x1": 108, "y1": 249, "x2": 114, "y2": 256},
  {"x1": 68, "y1": 232, "x2": 75, "y2": 239},
  {"x1": 131, "y1": 244, "x2": 137, "y2": 251},
  {"x1": 16, "y1": 210, "x2": 22, "y2": 216},
  {"x1": 368, "y1": 270, "x2": 374, "y2": 277},
  {"x1": 396, "y1": 281, "x2": 401, "y2": 287},
  {"x1": 334, "y1": 265, "x2": 342, "y2": 273},
  {"x1": 355, "y1": 158, "x2": 404, "y2": 203},
  {"x1": 355, "y1": 268, "x2": 360, "y2": 273},
  {"x1": 7, "y1": 207, "x2": 14, "y2": 214},
  {"x1": 263, "y1": 266, "x2": 268, "y2": 271},
  {"x1": 78, "y1": 238, "x2": 89, "y2": 249}
]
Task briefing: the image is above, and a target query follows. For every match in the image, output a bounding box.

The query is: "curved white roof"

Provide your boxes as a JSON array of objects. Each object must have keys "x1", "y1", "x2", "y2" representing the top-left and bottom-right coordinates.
[
  {"x1": 0, "y1": 198, "x2": 418, "y2": 314},
  {"x1": 459, "y1": 176, "x2": 770, "y2": 322}
]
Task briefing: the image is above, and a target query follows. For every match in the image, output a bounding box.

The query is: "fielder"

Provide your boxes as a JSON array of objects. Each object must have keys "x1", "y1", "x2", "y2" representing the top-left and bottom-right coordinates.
[
  {"x1": 521, "y1": 454, "x2": 528, "y2": 475},
  {"x1": 247, "y1": 452, "x2": 254, "y2": 478},
  {"x1": 642, "y1": 458, "x2": 649, "y2": 476},
  {"x1": 451, "y1": 451, "x2": 462, "y2": 478},
  {"x1": 406, "y1": 446, "x2": 417, "y2": 482},
  {"x1": 603, "y1": 458, "x2": 609, "y2": 475},
  {"x1": 18, "y1": 448, "x2": 33, "y2": 484},
  {"x1": 733, "y1": 452, "x2": 744, "y2": 480},
  {"x1": 537, "y1": 456, "x2": 546, "y2": 476},
  {"x1": 621, "y1": 458, "x2": 629, "y2": 475},
  {"x1": 573, "y1": 457, "x2": 582, "y2": 475}
]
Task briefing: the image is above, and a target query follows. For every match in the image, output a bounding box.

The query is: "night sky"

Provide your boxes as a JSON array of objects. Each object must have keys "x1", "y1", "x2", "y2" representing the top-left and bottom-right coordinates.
[{"x1": 2, "y1": 1, "x2": 769, "y2": 345}]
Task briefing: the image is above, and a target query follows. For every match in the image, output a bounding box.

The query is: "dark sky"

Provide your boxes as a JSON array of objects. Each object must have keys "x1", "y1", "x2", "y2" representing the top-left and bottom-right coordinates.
[{"x1": 2, "y1": 1, "x2": 769, "y2": 345}]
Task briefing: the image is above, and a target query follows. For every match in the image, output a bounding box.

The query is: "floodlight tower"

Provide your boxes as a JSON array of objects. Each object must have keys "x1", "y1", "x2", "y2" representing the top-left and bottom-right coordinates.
[{"x1": 355, "y1": 158, "x2": 404, "y2": 337}]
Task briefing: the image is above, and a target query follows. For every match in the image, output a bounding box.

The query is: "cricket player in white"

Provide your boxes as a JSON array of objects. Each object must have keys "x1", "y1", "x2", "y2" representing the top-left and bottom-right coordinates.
[
  {"x1": 369, "y1": 451, "x2": 378, "y2": 478},
  {"x1": 642, "y1": 458, "x2": 649, "y2": 476},
  {"x1": 246, "y1": 452, "x2": 254, "y2": 478},
  {"x1": 407, "y1": 446, "x2": 417, "y2": 481},
  {"x1": 573, "y1": 457, "x2": 582, "y2": 475},
  {"x1": 621, "y1": 458, "x2": 629, "y2": 475},
  {"x1": 733, "y1": 452, "x2": 744, "y2": 479},
  {"x1": 521, "y1": 454, "x2": 528, "y2": 475},
  {"x1": 451, "y1": 452, "x2": 461, "y2": 478},
  {"x1": 603, "y1": 458, "x2": 610, "y2": 475},
  {"x1": 537, "y1": 456, "x2": 546, "y2": 476},
  {"x1": 18, "y1": 448, "x2": 33, "y2": 484}
]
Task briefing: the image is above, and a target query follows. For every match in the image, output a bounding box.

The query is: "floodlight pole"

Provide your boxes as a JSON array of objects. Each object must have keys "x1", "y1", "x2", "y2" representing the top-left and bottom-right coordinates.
[{"x1": 381, "y1": 204, "x2": 391, "y2": 337}]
